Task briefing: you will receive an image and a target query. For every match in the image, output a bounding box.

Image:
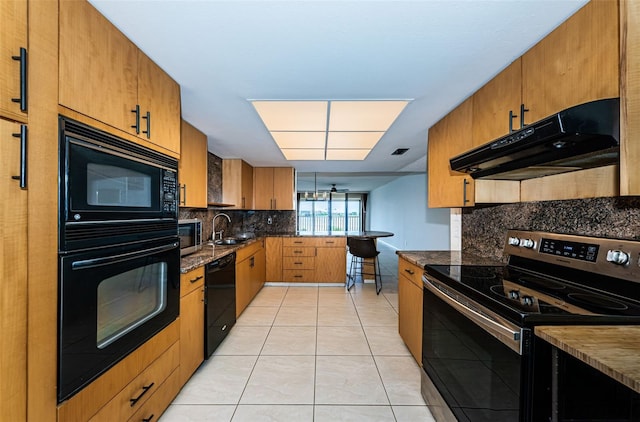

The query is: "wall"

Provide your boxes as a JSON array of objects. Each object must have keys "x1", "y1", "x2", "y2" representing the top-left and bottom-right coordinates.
[
  {"x1": 462, "y1": 196, "x2": 640, "y2": 261},
  {"x1": 369, "y1": 173, "x2": 450, "y2": 250}
]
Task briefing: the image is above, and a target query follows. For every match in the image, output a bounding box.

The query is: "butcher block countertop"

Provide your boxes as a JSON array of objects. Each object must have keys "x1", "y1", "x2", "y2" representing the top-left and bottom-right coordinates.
[
  {"x1": 535, "y1": 325, "x2": 640, "y2": 394},
  {"x1": 396, "y1": 250, "x2": 504, "y2": 269}
]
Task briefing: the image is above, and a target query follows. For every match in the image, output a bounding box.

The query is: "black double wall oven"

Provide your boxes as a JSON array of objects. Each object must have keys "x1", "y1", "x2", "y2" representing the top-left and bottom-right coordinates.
[{"x1": 57, "y1": 118, "x2": 180, "y2": 403}]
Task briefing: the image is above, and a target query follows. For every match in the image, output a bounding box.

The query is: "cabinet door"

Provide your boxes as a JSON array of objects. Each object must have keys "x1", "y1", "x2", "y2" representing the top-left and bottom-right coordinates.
[
  {"x1": 621, "y1": 0, "x2": 640, "y2": 195},
  {"x1": 223, "y1": 159, "x2": 254, "y2": 209},
  {"x1": 236, "y1": 258, "x2": 252, "y2": 318},
  {"x1": 137, "y1": 52, "x2": 181, "y2": 155},
  {"x1": 265, "y1": 237, "x2": 282, "y2": 282},
  {"x1": 427, "y1": 97, "x2": 475, "y2": 208},
  {"x1": 179, "y1": 120, "x2": 208, "y2": 208},
  {"x1": 179, "y1": 287, "x2": 204, "y2": 386},
  {"x1": 59, "y1": 0, "x2": 138, "y2": 134},
  {"x1": 398, "y1": 274, "x2": 422, "y2": 365},
  {"x1": 522, "y1": 0, "x2": 619, "y2": 123},
  {"x1": 315, "y1": 247, "x2": 347, "y2": 283},
  {"x1": 472, "y1": 59, "x2": 522, "y2": 145},
  {"x1": 253, "y1": 167, "x2": 274, "y2": 210},
  {"x1": 0, "y1": 120, "x2": 27, "y2": 421},
  {"x1": 0, "y1": 0, "x2": 27, "y2": 122},
  {"x1": 272, "y1": 167, "x2": 295, "y2": 210},
  {"x1": 251, "y1": 248, "x2": 266, "y2": 298}
]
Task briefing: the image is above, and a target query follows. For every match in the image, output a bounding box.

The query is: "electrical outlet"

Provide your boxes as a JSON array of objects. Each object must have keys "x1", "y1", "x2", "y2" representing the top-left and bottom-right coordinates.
[{"x1": 267, "y1": 216, "x2": 273, "y2": 225}]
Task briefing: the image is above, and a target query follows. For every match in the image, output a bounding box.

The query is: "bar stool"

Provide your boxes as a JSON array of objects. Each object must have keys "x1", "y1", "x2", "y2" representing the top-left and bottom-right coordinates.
[{"x1": 346, "y1": 237, "x2": 382, "y2": 294}]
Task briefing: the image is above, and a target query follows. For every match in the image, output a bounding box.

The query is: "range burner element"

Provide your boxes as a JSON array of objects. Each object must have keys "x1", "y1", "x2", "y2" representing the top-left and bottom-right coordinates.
[
  {"x1": 518, "y1": 276, "x2": 566, "y2": 290},
  {"x1": 567, "y1": 293, "x2": 629, "y2": 312}
]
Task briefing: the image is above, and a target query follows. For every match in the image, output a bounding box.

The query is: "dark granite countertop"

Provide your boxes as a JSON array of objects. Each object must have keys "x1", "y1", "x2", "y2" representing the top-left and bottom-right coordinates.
[
  {"x1": 396, "y1": 250, "x2": 504, "y2": 269},
  {"x1": 180, "y1": 238, "x2": 261, "y2": 273},
  {"x1": 261, "y1": 230, "x2": 393, "y2": 238}
]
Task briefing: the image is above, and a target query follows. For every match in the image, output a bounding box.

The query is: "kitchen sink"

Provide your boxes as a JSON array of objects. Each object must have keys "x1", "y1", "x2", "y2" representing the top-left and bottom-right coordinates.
[{"x1": 213, "y1": 238, "x2": 244, "y2": 245}]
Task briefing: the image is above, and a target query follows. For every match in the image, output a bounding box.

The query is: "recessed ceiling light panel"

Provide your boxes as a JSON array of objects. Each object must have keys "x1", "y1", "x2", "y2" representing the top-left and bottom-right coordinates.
[
  {"x1": 326, "y1": 149, "x2": 370, "y2": 160},
  {"x1": 281, "y1": 149, "x2": 325, "y2": 160},
  {"x1": 252, "y1": 101, "x2": 327, "y2": 131},
  {"x1": 328, "y1": 100, "x2": 408, "y2": 131},
  {"x1": 272, "y1": 131, "x2": 326, "y2": 149},
  {"x1": 327, "y1": 132, "x2": 383, "y2": 149}
]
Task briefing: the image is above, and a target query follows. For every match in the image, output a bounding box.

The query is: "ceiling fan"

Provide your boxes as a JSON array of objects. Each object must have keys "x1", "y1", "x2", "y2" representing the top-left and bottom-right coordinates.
[{"x1": 329, "y1": 184, "x2": 349, "y2": 193}]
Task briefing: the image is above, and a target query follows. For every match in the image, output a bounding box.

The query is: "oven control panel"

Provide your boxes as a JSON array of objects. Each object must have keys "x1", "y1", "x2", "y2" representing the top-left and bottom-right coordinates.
[{"x1": 505, "y1": 230, "x2": 640, "y2": 282}]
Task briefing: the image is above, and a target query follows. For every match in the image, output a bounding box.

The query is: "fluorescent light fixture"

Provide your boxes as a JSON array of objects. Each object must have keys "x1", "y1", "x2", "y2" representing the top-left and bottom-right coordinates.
[{"x1": 250, "y1": 99, "x2": 410, "y2": 160}]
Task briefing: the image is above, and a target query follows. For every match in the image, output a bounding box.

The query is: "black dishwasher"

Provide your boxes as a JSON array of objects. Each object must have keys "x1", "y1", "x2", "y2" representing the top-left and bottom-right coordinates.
[{"x1": 204, "y1": 252, "x2": 236, "y2": 358}]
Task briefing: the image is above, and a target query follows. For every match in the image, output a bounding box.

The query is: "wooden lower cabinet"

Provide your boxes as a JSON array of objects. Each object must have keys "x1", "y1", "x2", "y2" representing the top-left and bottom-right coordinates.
[
  {"x1": 265, "y1": 237, "x2": 283, "y2": 282},
  {"x1": 314, "y1": 238, "x2": 347, "y2": 283},
  {"x1": 57, "y1": 321, "x2": 179, "y2": 422},
  {"x1": 128, "y1": 368, "x2": 181, "y2": 422},
  {"x1": 398, "y1": 257, "x2": 423, "y2": 365},
  {"x1": 179, "y1": 267, "x2": 205, "y2": 386},
  {"x1": 236, "y1": 241, "x2": 266, "y2": 317}
]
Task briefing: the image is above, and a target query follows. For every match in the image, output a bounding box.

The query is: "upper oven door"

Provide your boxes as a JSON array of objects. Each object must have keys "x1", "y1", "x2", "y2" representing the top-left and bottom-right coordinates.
[
  {"x1": 57, "y1": 238, "x2": 180, "y2": 403},
  {"x1": 59, "y1": 118, "x2": 178, "y2": 225}
]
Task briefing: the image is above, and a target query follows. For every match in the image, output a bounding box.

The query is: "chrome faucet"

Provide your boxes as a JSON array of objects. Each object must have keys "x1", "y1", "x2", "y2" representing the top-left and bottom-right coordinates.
[{"x1": 212, "y1": 213, "x2": 231, "y2": 240}]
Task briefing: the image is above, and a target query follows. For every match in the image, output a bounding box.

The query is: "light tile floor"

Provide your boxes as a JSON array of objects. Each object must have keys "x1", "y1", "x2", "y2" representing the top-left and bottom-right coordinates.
[{"x1": 161, "y1": 243, "x2": 435, "y2": 421}]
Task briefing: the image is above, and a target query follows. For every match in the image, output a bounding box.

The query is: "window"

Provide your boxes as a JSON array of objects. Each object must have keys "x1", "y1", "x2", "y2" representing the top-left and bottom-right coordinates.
[{"x1": 297, "y1": 193, "x2": 366, "y2": 233}]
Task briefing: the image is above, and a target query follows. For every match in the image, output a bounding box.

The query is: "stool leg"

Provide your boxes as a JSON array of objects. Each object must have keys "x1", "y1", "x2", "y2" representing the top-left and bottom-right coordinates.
[{"x1": 375, "y1": 256, "x2": 382, "y2": 295}]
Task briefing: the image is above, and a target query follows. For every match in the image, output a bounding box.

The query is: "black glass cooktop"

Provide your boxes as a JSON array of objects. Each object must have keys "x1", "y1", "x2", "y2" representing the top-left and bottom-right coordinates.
[{"x1": 424, "y1": 264, "x2": 640, "y2": 325}]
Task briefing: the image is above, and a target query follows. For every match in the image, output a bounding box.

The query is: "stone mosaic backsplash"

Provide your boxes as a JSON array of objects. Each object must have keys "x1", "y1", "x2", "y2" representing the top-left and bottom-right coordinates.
[{"x1": 462, "y1": 196, "x2": 640, "y2": 261}]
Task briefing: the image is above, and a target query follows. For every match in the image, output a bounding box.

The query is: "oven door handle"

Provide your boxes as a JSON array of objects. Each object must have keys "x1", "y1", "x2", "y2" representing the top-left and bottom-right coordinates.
[
  {"x1": 423, "y1": 275, "x2": 522, "y2": 354},
  {"x1": 72, "y1": 242, "x2": 179, "y2": 270}
]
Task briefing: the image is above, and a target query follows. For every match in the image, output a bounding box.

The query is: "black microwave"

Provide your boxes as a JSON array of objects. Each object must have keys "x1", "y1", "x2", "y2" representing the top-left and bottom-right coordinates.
[{"x1": 59, "y1": 118, "x2": 179, "y2": 251}]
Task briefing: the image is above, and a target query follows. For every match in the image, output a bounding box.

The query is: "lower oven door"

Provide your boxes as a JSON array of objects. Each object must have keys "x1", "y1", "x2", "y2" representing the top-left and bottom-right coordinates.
[
  {"x1": 422, "y1": 275, "x2": 531, "y2": 422},
  {"x1": 58, "y1": 238, "x2": 180, "y2": 403}
]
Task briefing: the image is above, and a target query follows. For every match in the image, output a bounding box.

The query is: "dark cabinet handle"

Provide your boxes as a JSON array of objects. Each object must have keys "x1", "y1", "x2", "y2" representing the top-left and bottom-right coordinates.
[
  {"x1": 463, "y1": 179, "x2": 470, "y2": 205},
  {"x1": 131, "y1": 105, "x2": 140, "y2": 134},
  {"x1": 294, "y1": 275, "x2": 302, "y2": 278},
  {"x1": 11, "y1": 47, "x2": 27, "y2": 112},
  {"x1": 190, "y1": 275, "x2": 203, "y2": 283},
  {"x1": 142, "y1": 414, "x2": 155, "y2": 422},
  {"x1": 508, "y1": 110, "x2": 518, "y2": 133},
  {"x1": 404, "y1": 268, "x2": 415, "y2": 275},
  {"x1": 142, "y1": 111, "x2": 151, "y2": 138},
  {"x1": 11, "y1": 125, "x2": 27, "y2": 189},
  {"x1": 520, "y1": 104, "x2": 529, "y2": 128},
  {"x1": 294, "y1": 262, "x2": 303, "y2": 265},
  {"x1": 293, "y1": 250, "x2": 303, "y2": 254},
  {"x1": 250, "y1": 256, "x2": 255, "y2": 268},
  {"x1": 130, "y1": 382, "x2": 154, "y2": 407}
]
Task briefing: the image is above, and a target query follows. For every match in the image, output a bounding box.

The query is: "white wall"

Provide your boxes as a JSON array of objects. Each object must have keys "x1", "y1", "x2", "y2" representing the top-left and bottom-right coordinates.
[{"x1": 368, "y1": 173, "x2": 450, "y2": 250}]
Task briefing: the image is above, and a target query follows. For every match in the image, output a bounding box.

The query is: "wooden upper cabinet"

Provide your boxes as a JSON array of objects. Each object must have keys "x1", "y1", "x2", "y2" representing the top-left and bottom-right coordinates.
[
  {"x1": 253, "y1": 167, "x2": 295, "y2": 210},
  {"x1": 179, "y1": 120, "x2": 208, "y2": 208},
  {"x1": 59, "y1": 0, "x2": 138, "y2": 133},
  {"x1": 137, "y1": 52, "x2": 181, "y2": 155},
  {"x1": 621, "y1": 0, "x2": 640, "y2": 196},
  {"x1": 472, "y1": 59, "x2": 522, "y2": 146},
  {"x1": 0, "y1": 0, "x2": 28, "y2": 122},
  {"x1": 427, "y1": 97, "x2": 475, "y2": 208},
  {"x1": 222, "y1": 159, "x2": 254, "y2": 209},
  {"x1": 59, "y1": 0, "x2": 181, "y2": 156},
  {"x1": 0, "y1": 119, "x2": 27, "y2": 422},
  {"x1": 522, "y1": 0, "x2": 619, "y2": 124}
]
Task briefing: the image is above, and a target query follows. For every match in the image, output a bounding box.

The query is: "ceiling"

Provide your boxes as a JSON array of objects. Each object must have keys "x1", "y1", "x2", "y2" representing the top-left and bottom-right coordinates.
[{"x1": 89, "y1": 0, "x2": 588, "y2": 192}]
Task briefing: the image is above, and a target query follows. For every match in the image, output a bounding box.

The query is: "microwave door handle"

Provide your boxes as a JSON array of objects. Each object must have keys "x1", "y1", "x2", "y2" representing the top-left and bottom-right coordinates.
[
  {"x1": 72, "y1": 242, "x2": 178, "y2": 270},
  {"x1": 423, "y1": 276, "x2": 522, "y2": 354}
]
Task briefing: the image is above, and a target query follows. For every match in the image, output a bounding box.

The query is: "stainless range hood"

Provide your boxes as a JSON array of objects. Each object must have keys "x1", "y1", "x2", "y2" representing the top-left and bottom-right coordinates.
[{"x1": 450, "y1": 98, "x2": 620, "y2": 180}]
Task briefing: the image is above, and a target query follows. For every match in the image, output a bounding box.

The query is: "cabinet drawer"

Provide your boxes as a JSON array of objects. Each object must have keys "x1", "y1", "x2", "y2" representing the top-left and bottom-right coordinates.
[
  {"x1": 180, "y1": 266, "x2": 204, "y2": 297},
  {"x1": 127, "y1": 368, "x2": 181, "y2": 422},
  {"x1": 283, "y1": 237, "x2": 316, "y2": 247},
  {"x1": 283, "y1": 256, "x2": 315, "y2": 270},
  {"x1": 58, "y1": 321, "x2": 179, "y2": 422},
  {"x1": 236, "y1": 239, "x2": 264, "y2": 262},
  {"x1": 283, "y1": 269, "x2": 315, "y2": 282},
  {"x1": 90, "y1": 342, "x2": 179, "y2": 422},
  {"x1": 398, "y1": 258, "x2": 423, "y2": 289},
  {"x1": 313, "y1": 237, "x2": 346, "y2": 248},
  {"x1": 283, "y1": 246, "x2": 315, "y2": 257}
]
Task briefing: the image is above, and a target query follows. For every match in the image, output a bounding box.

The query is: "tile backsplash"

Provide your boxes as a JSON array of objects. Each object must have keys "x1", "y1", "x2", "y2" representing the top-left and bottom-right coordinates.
[{"x1": 462, "y1": 196, "x2": 640, "y2": 261}]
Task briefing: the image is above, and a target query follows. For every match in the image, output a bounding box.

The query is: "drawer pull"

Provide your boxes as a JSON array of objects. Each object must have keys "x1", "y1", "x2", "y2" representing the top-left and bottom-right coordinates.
[
  {"x1": 294, "y1": 275, "x2": 303, "y2": 278},
  {"x1": 130, "y1": 382, "x2": 154, "y2": 407},
  {"x1": 142, "y1": 414, "x2": 155, "y2": 422},
  {"x1": 294, "y1": 262, "x2": 303, "y2": 265},
  {"x1": 294, "y1": 250, "x2": 303, "y2": 254},
  {"x1": 325, "y1": 241, "x2": 335, "y2": 244},
  {"x1": 404, "y1": 269, "x2": 415, "y2": 275},
  {"x1": 294, "y1": 240, "x2": 303, "y2": 244},
  {"x1": 190, "y1": 275, "x2": 203, "y2": 283}
]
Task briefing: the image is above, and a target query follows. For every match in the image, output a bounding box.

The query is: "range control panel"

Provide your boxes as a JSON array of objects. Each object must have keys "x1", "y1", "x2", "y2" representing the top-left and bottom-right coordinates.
[
  {"x1": 539, "y1": 238, "x2": 599, "y2": 262},
  {"x1": 504, "y1": 230, "x2": 640, "y2": 282}
]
